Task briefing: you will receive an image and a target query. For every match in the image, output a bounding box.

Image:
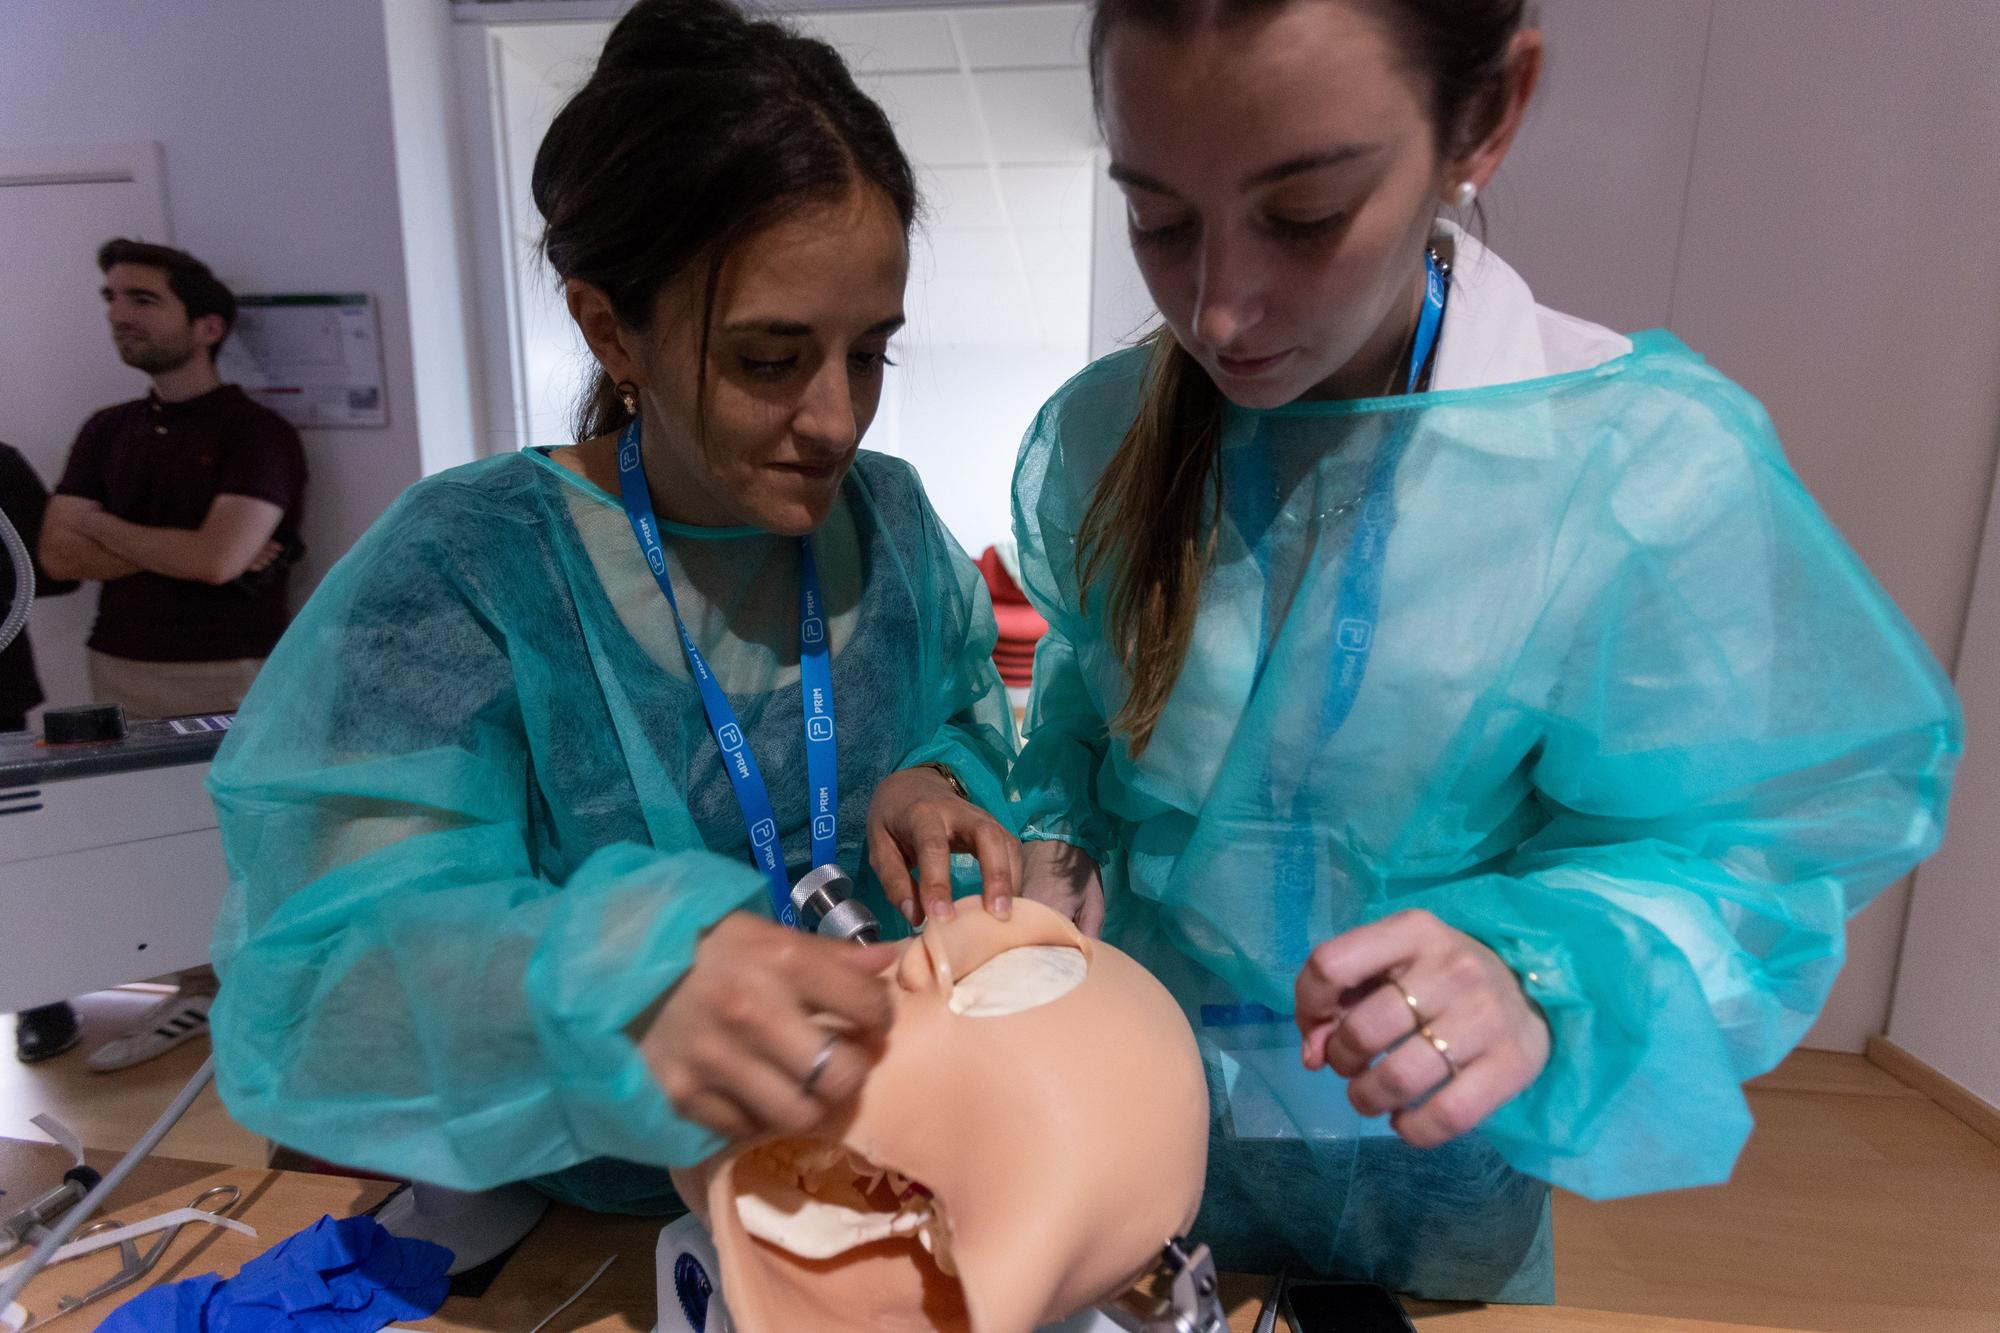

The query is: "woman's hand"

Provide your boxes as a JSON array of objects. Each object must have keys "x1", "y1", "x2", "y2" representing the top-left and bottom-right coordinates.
[
  {"x1": 636, "y1": 913, "x2": 898, "y2": 1142},
  {"x1": 866, "y1": 765, "x2": 1020, "y2": 926},
  {"x1": 1018, "y1": 839, "x2": 1105, "y2": 937},
  {"x1": 1294, "y1": 909, "x2": 1549, "y2": 1149}
]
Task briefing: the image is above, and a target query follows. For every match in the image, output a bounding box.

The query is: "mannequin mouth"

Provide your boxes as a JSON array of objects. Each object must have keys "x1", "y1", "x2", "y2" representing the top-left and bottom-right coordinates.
[{"x1": 735, "y1": 1139, "x2": 957, "y2": 1276}]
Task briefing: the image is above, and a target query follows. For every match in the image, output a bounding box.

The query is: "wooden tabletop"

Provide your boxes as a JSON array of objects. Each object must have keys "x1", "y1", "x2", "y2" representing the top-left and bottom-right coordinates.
[{"x1": 1, "y1": 1139, "x2": 1796, "y2": 1331}]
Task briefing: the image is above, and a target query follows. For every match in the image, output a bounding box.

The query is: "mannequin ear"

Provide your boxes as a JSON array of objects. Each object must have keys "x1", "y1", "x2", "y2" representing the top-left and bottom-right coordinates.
[{"x1": 565, "y1": 278, "x2": 647, "y2": 391}]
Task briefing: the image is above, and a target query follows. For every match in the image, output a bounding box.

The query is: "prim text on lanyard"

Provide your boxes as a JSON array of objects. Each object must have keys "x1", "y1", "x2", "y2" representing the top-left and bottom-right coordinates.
[
  {"x1": 615, "y1": 418, "x2": 837, "y2": 928},
  {"x1": 1319, "y1": 246, "x2": 1450, "y2": 737}
]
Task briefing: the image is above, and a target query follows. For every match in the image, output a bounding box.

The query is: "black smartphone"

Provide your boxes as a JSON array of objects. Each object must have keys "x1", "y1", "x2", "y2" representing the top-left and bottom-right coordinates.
[{"x1": 1281, "y1": 1279, "x2": 1417, "y2": 1333}]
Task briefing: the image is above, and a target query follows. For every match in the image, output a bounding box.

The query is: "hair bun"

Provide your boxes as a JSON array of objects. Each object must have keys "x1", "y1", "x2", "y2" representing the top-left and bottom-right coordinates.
[
  {"x1": 535, "y1": 0, "x2": 915, "y2": 446},
  {"x1": 597, "y1": 0, "x2": 770, "y2": 75}
]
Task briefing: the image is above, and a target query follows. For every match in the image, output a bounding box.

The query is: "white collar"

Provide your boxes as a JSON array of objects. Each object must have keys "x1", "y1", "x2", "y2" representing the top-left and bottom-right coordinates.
[{"x1": 1428, "y1": 220, "x2": 1630, "y2": 390}]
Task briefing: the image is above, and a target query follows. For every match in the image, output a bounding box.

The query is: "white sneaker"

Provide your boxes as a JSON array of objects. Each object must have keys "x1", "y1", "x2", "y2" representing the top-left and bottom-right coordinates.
[{"x1": 86, "y1": 991, "x2": 212, "y2": 1073}]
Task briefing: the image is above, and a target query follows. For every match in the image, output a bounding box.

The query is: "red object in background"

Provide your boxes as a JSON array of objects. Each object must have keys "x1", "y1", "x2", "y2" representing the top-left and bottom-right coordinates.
[{"x1": 977, "y1": 546, "x2": 1047, "y2": 687}]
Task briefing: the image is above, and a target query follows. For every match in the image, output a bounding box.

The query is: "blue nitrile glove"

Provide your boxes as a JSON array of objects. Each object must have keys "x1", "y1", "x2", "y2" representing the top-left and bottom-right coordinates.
[{"x1": 99, "y1": 1213, "x2": 451, "y2": 1331}]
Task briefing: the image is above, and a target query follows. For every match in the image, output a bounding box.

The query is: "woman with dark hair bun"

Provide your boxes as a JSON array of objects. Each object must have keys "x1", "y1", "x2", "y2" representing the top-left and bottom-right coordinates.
[
  {"x1": 203, "y1": 0, "x2": 1019, "y2": 1215},
  {"x1": 1010, "y1": 0, "x2": 1959, "y2": 1302}
]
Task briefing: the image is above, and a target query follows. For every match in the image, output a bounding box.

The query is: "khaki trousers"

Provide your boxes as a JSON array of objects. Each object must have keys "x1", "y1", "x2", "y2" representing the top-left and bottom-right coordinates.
[{"x1": 87, "y1": 650, "x2": 265, "y2": 719}]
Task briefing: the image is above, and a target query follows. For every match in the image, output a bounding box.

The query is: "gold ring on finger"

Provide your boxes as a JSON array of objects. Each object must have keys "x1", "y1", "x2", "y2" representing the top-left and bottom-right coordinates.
[{"x1": 1388, "y1": 977, "x2": 1429, "y2": 1033}]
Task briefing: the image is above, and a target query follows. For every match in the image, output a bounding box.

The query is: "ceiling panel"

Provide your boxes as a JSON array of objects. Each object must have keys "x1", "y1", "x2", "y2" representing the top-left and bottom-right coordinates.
[
  {"x1": 952, "y1": 4, "x2": 1089, "y2": 69},
  {"x1": 921, "y1": 227, "x2": 1021, "y2": 277},
  {"x1": 918, "y1": 164, "x2": 1007, "y2": 231},
  {"x1": 858, "y1": 71, "x2": 985, "y2": 166},
  {"x1": 1015, "y1": 226, "x2": 1091, "y2": 278},
  {"x1": 908, "y1": 272, "x2": 1038, "y2": 345},
  {"x1": 972, "y1": 68, "x2": 1098, "y2": 161},
  {"x1": 1031, "y1": 292, "x2": 1090, "y2": 353},
  {"x1": 796, "y1": 10, "x2": 1096, "y2": 355},
  {"x1": 996, "y1": 163, "x2": 1096, "y2": 229},
  {"x1": 794, "y1": 10, "x2": 959, "y2": 73}
]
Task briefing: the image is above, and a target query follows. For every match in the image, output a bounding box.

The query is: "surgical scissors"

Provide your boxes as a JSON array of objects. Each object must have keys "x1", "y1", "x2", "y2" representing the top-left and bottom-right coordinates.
[{"x1": 24, "y1": 1184, "x2": 239, "y2": 1330}]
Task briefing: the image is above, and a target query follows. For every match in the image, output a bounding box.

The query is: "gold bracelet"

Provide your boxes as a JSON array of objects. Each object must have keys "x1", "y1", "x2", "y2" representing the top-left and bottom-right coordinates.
[{"x1": 912, "y1": 761, "x2": 971, "y2": 802}]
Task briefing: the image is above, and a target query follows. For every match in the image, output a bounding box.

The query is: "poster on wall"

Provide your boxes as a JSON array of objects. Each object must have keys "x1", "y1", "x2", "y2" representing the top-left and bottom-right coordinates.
[{"x1": 215, "y1": 293, "x2": 387, "y2": 428}]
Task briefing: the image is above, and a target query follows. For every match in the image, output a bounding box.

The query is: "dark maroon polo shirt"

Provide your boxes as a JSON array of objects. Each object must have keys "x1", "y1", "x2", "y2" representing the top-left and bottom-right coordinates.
[{"x1": 56, "y1": 384, "x2": 307, "y2": 663}]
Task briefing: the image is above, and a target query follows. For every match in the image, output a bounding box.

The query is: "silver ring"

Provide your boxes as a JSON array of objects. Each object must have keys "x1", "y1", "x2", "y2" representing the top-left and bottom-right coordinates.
[{"x1": 801, "y1": 1032, "x2": 840, "y2": 1096}]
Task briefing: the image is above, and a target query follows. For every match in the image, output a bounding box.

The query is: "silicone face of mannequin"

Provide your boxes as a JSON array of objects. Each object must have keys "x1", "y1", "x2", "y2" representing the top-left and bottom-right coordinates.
[{"x1": 671, "y1": 899, "x2": 1209, "y2": 1333}]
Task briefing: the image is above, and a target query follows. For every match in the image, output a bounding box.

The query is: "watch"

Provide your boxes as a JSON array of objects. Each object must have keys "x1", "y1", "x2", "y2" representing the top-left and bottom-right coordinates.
[{"x1": 911, "y1": 760, "x2": 971, "y2": 802}]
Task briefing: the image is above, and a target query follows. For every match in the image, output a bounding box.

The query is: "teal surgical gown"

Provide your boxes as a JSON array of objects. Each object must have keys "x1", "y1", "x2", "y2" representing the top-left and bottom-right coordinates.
[
  {"x1": 1012, "y1": 331, "x2": 1959, "y2": 1301},
  {"x1": 207, "y1": 448, "x2": 1015, "y2": 1211}
]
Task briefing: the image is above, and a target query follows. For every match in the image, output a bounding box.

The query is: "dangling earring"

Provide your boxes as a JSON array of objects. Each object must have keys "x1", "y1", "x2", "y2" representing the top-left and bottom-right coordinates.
[
  {"x1": 616, "y1": 380, "x2": 640, "y2": 418},
  {"x1": 1452, "y1": 181, "x2": 1478, "y2": 210}
]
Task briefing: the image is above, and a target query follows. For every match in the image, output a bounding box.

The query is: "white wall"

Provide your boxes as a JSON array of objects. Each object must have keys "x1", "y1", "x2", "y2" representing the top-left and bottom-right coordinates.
[
  {"x1": 1477, "y1": 0, "x2": 2000, "y2": 1053},
  {"x1": 0, "y1": 0, "x2": 427, "y2": 614},
  {"x1": 384, "y1": 0, "x2": 486, "y2": 479},
  {"x1": 872, "y1": 343, "x2": 1082, "y2": 554},
  {"x1": 1853, "y1": 3, "x2": 2000, "y2": 1106},
  {"x1": 1669, "y1": 0, "x2": 2000, "y2": 1054},
  {"x1": 480, "y1": 19, "x2": 607, "y2": 453},
  {"x1": 1483, "y1": 0, "x2": 1712, "y2": 334},
  {"x1": 1893, "y1": 483, "x2": 2000, "y2": 1111}
]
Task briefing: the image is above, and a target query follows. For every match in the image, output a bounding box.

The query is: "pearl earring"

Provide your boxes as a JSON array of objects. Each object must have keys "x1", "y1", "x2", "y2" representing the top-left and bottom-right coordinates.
[
  {"x1": 616, "y1": 380, "x2": 640, "y2": 417},
  {"x1": 1453, "y1": 181, "x2": 1478, "y2": 210}
]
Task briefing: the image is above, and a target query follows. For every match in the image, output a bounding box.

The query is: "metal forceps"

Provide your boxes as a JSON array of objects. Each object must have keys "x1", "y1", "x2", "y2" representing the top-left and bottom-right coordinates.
[
  {"x1": 25, "y1": 1184, "x2": 240, "y2": 1329},
  {"x1": 1250, "y1": 1265, "x2": 1290, "y2": 1333}
]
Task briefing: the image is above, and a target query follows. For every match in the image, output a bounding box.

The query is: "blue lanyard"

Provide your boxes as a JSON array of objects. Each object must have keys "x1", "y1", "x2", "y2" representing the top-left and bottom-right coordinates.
[
  {"x1": 614, "y1": 419, "x2": 838, "y2": 927},
  {"x1": 1247, "y1": 252, "x2": 1450, "y2": 963},
  {"x1": 1318, "y1": 248, "x2": 1449, "y2": 736}
]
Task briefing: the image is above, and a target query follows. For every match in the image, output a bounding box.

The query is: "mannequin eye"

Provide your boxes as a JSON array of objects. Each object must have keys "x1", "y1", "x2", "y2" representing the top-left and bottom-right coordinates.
[{"x1": 947, "y1": 943, "x2": 1087, "y2": 1017}]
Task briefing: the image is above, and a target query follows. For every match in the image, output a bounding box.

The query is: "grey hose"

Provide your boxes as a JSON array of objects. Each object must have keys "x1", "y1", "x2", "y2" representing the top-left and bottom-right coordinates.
[
  {"x1": 0, "y1": 1057, "x2": 216, "y2": 1312},
  {"x1": 0, "y1": 506, "x2": 31, "y2": 656}
]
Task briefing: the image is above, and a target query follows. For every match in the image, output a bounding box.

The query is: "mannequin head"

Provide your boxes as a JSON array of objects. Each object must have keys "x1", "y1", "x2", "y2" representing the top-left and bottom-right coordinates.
[{"x1": 672, "y1": 899, "x2": 1209, "y2": 1333}]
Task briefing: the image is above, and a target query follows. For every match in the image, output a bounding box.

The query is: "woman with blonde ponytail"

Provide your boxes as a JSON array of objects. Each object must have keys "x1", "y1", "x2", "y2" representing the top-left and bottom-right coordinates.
[{"x1": 1011, "y1": 0, "x2": 1959, "y2": 1300}]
